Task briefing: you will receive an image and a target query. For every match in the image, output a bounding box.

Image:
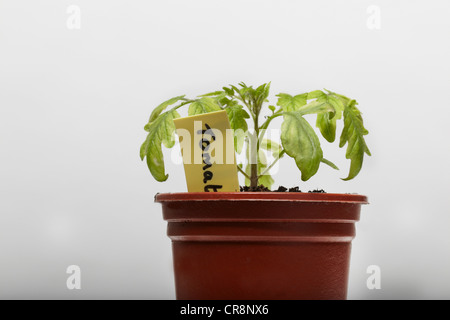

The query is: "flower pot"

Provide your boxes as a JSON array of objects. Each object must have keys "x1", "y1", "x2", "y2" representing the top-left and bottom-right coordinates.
[{"x1": 155, "y1": 192, "x2": 368, "y2": 300}]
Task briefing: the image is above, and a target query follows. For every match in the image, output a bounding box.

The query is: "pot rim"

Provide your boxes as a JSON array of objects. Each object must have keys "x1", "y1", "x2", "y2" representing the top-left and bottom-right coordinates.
[{"x1": 155, "y1": 192, "x2": 368, "y2": 204}]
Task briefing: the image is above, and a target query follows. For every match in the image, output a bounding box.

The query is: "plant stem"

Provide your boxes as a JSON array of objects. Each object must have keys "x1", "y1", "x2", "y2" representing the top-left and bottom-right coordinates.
[
  {"x1": 231, "y1": 87, "x2": 279, "y2": 189},
  {"x1": 250, "y1": 133, "x2": 259, "y2": 188},
  {"x1": 236, "y1": 165, "x2": 250, "y2": 180},
  {"x1": 233, "y1": 90, "x2": 261, "y2": 188},
  {"x1": 259, "y1": 110, "x2": 284, "y2": 131},
  {"x1": 250, "y1": 103, "x2": 261, "y2": 188}
]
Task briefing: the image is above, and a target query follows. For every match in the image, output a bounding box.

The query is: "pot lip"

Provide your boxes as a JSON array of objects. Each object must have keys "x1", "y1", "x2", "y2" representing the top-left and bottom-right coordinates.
[{"x1": 155, "y1": 192, "x2": 368, "y2": 204}]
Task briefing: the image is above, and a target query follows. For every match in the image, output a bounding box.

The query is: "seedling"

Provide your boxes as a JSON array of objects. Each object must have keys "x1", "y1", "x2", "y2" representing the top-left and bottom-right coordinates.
[{"x1": 140, "y1": 82, "x2": 370, "y2": 189}]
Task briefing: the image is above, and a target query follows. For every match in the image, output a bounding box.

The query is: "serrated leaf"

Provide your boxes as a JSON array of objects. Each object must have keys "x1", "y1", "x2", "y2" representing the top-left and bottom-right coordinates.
[
  {"x1": 281, "y1": 112, "x2": 323, "y2": 181},
  {"x1": 148, "y1": 95, "x2": 185, "y2": 123},
  {"x1": 307, "y1": 90, "x2": 326, "y2": 100},
  {"x1": 276, "y1": 93, "x2": 308, "y2": 112},
  {"x1": 239, "y1": 86, "x2": 251, "y2": 98},
  {"x1": 297, "y1": 100, "x2": 334, "y2": 116},
  {"x1": 255, "y1": 83, "x2": 266, "y2": 96},
  {"x1": 223, "y1": 86, "x2": 234, "y2": 96},
  {"x1": 141, "y1": 110, "x2": 180, "y2": 181},
  {"x1": 226, "y1": 105, "x2": 250, "y2": 129},
  {"x1": 230, "y1": 85, "x2": 240, "y2": 95},
  {"x1": 325, "y1": 89, "x2": 351, "y2": 106},
  {"x1": 339, "y1": 100, "x2": 371, "y2": 180},
  {"x1": 219, "y1": 97, "x2": 238, "y2": 108},
  {"x1": 199, "y1": 91, "x2": 228, "y2": 106},
  {"x1": 255, "y1": 82, "x2": 271, "y2": 103},
  {"x1": 225, "y1": 104, "x2": 250, "y2": 153},
  {"x1": 188, "y1": 97, "x2": 222, "y2": 116}
]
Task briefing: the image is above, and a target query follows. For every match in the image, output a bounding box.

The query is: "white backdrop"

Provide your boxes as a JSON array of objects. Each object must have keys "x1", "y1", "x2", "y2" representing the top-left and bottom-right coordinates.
[{"x1": 1, "y1": 0, "x2": 450, "y2": 299}]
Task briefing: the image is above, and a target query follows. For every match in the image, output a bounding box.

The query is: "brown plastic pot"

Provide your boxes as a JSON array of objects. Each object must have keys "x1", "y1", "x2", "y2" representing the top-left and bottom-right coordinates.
[{"x1": 155, "y1": 192, "x2": 368, "y2": 300}]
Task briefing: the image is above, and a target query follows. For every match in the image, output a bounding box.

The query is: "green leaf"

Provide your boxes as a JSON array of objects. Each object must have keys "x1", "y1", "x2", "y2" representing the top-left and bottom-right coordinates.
[
  {"x1": 188, "y1": 97, "x2": 222, "y2": 116},
  {"x1": 297, "y1": 100, "x2": 335, "y2": 116},
  {"x1": 260, "y1": 138, "x2": 283, "y2": 158},
  {"x1": 226, "y1": 105, "x2": 250, "y2": 130},
  {"x1": 316, "y1": 112, "x2": 337, "y2": 143},
  {"x1": 325, "y1": 89, "x2": 351, "y2": 106},
  {"x1": 198, "y1": 91, "x2": 224, "y2": 97},
  {"x1": 263, "y1": 82, "x2": 271, "y2": 99},
  {"x1": 321, "y1": 158, "x2": 339, "y2": 170},
  {"x1": 223, "y1": 86, "x2": 234, "y2": 96},
  {"x1": 314, "y1": 94, "x2": 345, "y2": 143},
  {"x1": 339, "y1": 100, "x2": 371, "y2": 180},
  {"x1": 230, "y1": 85, "x2": 241, "y2": 95},
  {"x1": 141, "y1": 110, "x2": 180, "y2": 181},
  {"x1": 255, "y1": 82, "x2": 271, "y2": 104},
  {"x1": 327, "y1": 95, "x2": 345, "y2": 118},
  {"x1": 307, "y1": 90, "x2": 326, "y2": 100},
  {"x1": 219, "y1": 97, "x2": 239, "y2": 108},
  {"x1": 276, "y1": 93, "x2": 308, "y2": 112},
  {"x1": 239, "y1": 86, "x2": 252, "y2": 98},
  {"x1": 258, "y1": 173, "x2": 274, "y2": 190},
  {"x1": 257, "y1": 150, "x2": 274, "y2": 189},
  {"x1": 225, "y1": 104, "x2": 250, "y2": 153},
  {"x1": 198, "y1": 91, "x2": 228, "y2": 107},
  {"x1": 148, "y1": 95, "x2": 185, "y2": 123},
  {"x1": 281, "y1": 112, "x2": 323, "y2": 181}
]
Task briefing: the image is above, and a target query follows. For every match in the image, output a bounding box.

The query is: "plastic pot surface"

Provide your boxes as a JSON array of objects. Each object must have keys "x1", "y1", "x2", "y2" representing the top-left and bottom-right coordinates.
[{"x1": 155, "y1": 192, "x2": 368, "y2": 300}]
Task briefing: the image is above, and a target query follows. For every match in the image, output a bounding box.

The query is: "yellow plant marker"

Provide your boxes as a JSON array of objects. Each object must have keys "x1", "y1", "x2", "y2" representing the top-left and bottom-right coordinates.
[{"x1": 173, "y1": 110, "x2": 240, "y2": 192}]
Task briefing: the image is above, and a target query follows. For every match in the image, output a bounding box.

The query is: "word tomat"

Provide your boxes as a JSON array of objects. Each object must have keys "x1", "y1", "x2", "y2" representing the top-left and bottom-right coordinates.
[{"x1": 197, "y1": 123, "x2": 223, "y2": 192}]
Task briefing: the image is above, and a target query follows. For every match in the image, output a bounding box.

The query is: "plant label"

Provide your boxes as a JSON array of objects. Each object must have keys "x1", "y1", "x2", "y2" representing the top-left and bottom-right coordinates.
[{"x1": 173, "y1": 110, "x2": 240, "y2": 192}]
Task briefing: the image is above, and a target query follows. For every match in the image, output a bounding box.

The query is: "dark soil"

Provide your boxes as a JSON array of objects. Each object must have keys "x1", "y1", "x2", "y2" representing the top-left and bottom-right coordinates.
[
  {"x1": 240, "y1": 185, "x2": 271, "y2": 192},
  {"x1": 240, "y1": 185, "x2": 326, "y2": 193}
]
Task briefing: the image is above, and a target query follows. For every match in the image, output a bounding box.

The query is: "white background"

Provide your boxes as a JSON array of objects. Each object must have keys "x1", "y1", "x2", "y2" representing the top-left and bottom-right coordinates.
[{"x1": 1, "y1": 0, "x2": 450, "y2": 299}]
